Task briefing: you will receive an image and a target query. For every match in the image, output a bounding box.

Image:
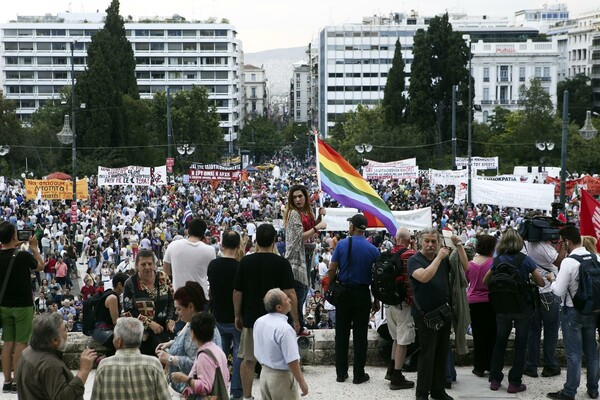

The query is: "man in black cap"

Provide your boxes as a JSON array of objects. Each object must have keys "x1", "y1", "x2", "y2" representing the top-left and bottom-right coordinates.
[{"x1": 327, "y1": 214, "x2": 380, "y2": 384}]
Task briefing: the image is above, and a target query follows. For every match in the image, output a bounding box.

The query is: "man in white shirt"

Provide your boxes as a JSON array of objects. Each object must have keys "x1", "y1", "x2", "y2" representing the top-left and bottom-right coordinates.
[
  {"x1": 253, "y1": 288, "x2": 308, "y2": 400},
  {"x1": 547, "y1": 226, "x2": 599, "y2": 400},
  {"x1": 162, "y1": 217, "x2": 215, "y2": 295}
]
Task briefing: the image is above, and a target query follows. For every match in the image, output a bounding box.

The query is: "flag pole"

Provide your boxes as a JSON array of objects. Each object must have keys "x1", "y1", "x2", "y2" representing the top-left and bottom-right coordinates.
[{"x1": 314, "y1": 131, "x2": 324, "y2": 208}]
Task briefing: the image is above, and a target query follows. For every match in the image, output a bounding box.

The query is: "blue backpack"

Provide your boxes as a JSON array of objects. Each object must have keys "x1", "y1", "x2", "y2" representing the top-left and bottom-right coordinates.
[{"x1": 568, "y1": 254, "x2": 600, "y2": 315}]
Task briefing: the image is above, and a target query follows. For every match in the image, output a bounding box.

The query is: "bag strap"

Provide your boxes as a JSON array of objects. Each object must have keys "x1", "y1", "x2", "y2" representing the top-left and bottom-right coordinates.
[
  {"x1": 0, "y1": 250, "x2": 20, "y2": 305},
  {"x1": 197, "y1": 349, "x2": 227, "y2": 397},
  {"x1": 338, "y1": 237, "x2": 352, "y2": 284}
]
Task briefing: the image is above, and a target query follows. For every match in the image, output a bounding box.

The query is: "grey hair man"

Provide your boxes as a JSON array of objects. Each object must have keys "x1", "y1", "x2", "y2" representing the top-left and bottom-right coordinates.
[
  {"x1": 91, "y1": 317, "x2": 170, "y2": 400},
  {"x1": 253, "y1": 288, "x2": 308, "y2": 399},
  {"x1": 16, "y1": 312, "x2": 97, "y2": 399}
]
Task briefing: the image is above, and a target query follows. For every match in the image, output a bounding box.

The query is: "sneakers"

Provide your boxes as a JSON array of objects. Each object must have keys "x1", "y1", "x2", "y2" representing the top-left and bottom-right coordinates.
[
  {"x1": 384, "y1": 363, "x2": 394, "y2": 381},
  {"x1": 541, "y1": 367, "x2": 561, "y2": 377},
  {"x1": 11, "y1": 382, "x2": 16, "y2": 394},
  {"x1": 507, "y1": 383, "x2": 527, "y2": 393},
  {"x1": 297, "y1": 328, "x2": 313, "y2": 337},
  {"x1": 389, "y1": 370, "x2": 414, "y2": 390},
  {"x1": 490, "y1": 380, "x2": 501, "y2": 391},
  {"x1": 523, "y1": 368, "x2": 539, "y2": 378},
  {"x1": 2, "y1": 381, "x2": 12, "y2": 394},
  {"x1": 352, "y1": 373, "x2": 370, "y2": 385},
  {"x1": 547, "y1": 390, "x2": 575, "y2": 400},
  {"x1": 588, "y1": 389, "x2": 600, "y2": 399}
]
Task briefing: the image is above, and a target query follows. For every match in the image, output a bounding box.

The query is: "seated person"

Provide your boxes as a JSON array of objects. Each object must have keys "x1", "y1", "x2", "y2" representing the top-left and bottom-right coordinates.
[
  {"x1": 58, "y1": 299, "x2": 77, "y2": 321},
  {"x1": 91, "y1": 272, "x2": 129, "y2": 356}
]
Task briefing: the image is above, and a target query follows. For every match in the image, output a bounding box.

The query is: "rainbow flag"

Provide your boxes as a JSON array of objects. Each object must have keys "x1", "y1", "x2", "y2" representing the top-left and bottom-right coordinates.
[{"x1": 317, "y1": 138, "x2": 399, "y2": 234}]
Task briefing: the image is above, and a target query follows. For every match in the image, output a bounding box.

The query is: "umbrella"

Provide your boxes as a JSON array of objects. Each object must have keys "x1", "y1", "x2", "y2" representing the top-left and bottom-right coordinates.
[{"x1": 46, "y1": 172, "x2": 72, "y2": 180}]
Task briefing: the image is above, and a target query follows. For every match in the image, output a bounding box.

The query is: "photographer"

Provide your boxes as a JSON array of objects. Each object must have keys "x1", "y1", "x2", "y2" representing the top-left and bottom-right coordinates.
[{"x1": 520, "y1": 214, "x2": 567, "y2": 379}]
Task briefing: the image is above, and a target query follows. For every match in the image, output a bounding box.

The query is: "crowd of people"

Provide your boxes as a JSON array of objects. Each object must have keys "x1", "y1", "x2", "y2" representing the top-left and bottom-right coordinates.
[{"x1": 0, "y1": 153, "x2": 598, "y2": 400}]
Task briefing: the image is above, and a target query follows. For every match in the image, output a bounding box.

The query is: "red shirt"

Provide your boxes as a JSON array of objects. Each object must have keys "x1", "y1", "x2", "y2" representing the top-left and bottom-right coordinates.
[{"x1": 391, "y1": 245, "x2": 417, "y2": 305}]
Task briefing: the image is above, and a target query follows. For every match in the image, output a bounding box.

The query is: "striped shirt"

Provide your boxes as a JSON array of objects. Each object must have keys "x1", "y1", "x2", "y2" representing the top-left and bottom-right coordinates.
[{"x1": 91, "y1": 348, "x2": 171, "y2": 400}]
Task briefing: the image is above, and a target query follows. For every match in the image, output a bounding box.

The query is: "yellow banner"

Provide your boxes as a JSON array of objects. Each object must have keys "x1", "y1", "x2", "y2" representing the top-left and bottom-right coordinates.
[{"x1": 25, "y1": 179, "x2": 89, "y2": 200}]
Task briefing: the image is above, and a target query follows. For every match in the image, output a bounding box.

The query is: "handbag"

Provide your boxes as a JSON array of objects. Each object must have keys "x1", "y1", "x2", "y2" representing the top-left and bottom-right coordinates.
[
  {"x1": 0, "y1": 250, "x2": 20, "y2": 329},
  {"x1": 324, "y1": 238, "x2": 352, "y2": 306},
  {"x1": 420, "y1": 302, "x2": 452, "y2": 331},
  {"x1": 198, "y1": 349, "x2": 228, "y2": 400}
]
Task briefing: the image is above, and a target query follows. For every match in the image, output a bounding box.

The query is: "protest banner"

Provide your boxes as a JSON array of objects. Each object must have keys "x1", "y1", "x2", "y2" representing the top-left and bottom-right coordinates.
[
  {"x1": 429, "y1": 169, "x2": 468, "y2": 186},
  {"x1": 25, "y1": 178, "x2": 89, "y2": 200},
  {"x1": 324, "y1": 207, "x2": 432, "y2": 232},
  {"x1": 472, "y1": 177, "x2": 554, "y2": 211},
  {"x1": 188, "y1": 163, "x2": 241, "y2": 182},
  {"x1": 97, "y1": 166, "x2": 167, "y2": 186},
  {"x1": 456, "y1": 156, "x2": 498, "y2": 170}
]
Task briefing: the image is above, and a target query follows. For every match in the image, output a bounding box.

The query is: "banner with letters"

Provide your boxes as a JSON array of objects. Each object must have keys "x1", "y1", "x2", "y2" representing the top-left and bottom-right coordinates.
[
  {"x1": 429, "y1": 169, "x2": 468, "y2": 186},
  {"x1": 363, "y1": 158, "x2": 418, "y2": 180},
  {"x1": 188, "y1": 163, "x2": 241, "y2": 182},
  {"x1": 25, "y1": 179, "x2": 89, "y2": 200},
  {"x1": 323, "y1": 207, "x2": 432, "y2": 232},
  {"x1": 97, "y1": 166, "x2": 167, "y2": 186},
  {"x1": 472, "y1": 177, "x2": 554, "y2": 211},
  {"x1": 456, "y1": 156, "x2": 498, "y2": 170},
  {"x1": 545, "y1": 176, "x2": 600, "y2": 197}
]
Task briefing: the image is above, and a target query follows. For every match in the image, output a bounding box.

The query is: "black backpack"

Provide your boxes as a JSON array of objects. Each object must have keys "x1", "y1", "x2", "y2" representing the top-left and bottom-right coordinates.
[
  {"x1": 372, "y1": 248, "x2": 408, "y2": 306},
  {"x1": 568, "y1": 253, "x2": 600, "y2": 315},
  {"x1": 81, "y1": 289, "x2": 113, "y2": 336},
  {"x1": 488, "y1": 253, "x2": 529, "y2": 314}
]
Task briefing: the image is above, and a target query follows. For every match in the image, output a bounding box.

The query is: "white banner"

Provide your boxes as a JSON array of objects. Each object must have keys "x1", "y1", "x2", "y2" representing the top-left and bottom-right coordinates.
[
  {"x1": 322, "y1": 207, "x2": 432, "y2": 232},
  {"x1": 364, "y1": 158, "x2": 416, "y2": 167},
  {"x1": 479, "y1": 174, "x2": 540, "y2": 183},
  {"x1": 472, "y1": 177, "x2": 554, "y2": 211},
  {"x1": 363, "y1": 165, "x2": 419, "y2": 180},
  {"x1": 97, "y1": 165, "x2": 167, "y2": 186},
  {"x1": 456, "y1": 156, "x2": 498, "y2": 170},
  {"x1": 429, "y1": 169, "x2": 468, "y2": 186},
  {"x1": 0, "y1": 176, "x2": 4, "y2": 192}
]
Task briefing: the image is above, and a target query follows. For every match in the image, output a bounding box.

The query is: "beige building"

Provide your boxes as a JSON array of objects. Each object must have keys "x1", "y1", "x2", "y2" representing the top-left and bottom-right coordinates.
[{"x1": 243, "y1": 64, "x2": 267, "y2": 119}]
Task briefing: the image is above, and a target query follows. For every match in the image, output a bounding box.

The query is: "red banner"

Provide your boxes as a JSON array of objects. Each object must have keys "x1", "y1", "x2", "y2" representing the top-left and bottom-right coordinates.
[
  {"x1": 545, "y1": 176, "x2": 600, "y2": 197},
  {"x1": 579, "y1": 189, "x2": 600, "y2": 253}
]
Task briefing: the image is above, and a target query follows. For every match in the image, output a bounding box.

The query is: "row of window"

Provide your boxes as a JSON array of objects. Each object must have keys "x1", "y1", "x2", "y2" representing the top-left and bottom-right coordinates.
[
  {"x1": 482, "y1": 65, "x2": 551, "y2": 82},
  {"x1": 327, "y1": 85, "x2": 385, "y2": 92},
  {"x1": 327, "y1": 58, "x2": 410, "y2": 65},
  {"x1": 2, "y1": 28, "x2": 230, "y2": 38},
  {"x1": 326, "y1": 44, "x2": 413, "y2": 51},
  {"x1": 5, "y1": 56, "x2": 86, "y2": 65},
  {"x1": 326, "y1": 30, "x2": 417, "y2": 38},
  {"x1": 5, "y1": 70, "x2": 81, "y2": 80},
  {"x1": 135, "y1": 71, "x2": 229, "y2": 80},
  {"x1": 134, "y1": 42, "x2": 229, "y2": 51},
  {"x1": 327, "y1": 99, "x2": 381, "y2": 105},
  {"x1": 135, "y1": 56, "x2": 232, "y2": 66},
  {"x1": 328, "y1": 72, "x2": 388, "y2": 78}
]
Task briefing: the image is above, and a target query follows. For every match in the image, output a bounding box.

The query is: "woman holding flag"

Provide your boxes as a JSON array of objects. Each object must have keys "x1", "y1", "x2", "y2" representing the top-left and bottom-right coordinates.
[{"x1": 284, "y1": 184, "x2": 327, "y2": 336}]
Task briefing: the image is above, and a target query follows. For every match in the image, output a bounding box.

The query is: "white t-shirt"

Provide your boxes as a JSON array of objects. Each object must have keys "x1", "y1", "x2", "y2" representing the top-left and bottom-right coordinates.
[
  {"x1": 163, "y1": 238, "x2": 216, "y2": 295},
  {"x1": 523, "y1": 241, "x2": 558, "y2": 294}
]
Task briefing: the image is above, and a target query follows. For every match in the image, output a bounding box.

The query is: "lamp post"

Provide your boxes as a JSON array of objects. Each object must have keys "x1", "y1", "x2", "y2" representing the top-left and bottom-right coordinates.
[
  {"x1": 56, "y1": 40, "x2": 77, "y2": 245},
  {"x1": 176, "y1": 143, "x2": 196, "y2": 156},
  {"x1": 535, "y1": 140, "x2": 555, "y2": 174},
  {"x1": 462, "y1": 34, "x2": 473, "y2": 205},
  {"x1": 355, "y1": 143, "x2": 373, "y2": 174}
]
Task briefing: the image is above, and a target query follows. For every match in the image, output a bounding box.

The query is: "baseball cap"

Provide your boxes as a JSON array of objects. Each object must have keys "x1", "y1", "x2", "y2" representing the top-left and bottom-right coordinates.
[{"x1": 347, "y1": 214, "x2": 368, "y2": 230}]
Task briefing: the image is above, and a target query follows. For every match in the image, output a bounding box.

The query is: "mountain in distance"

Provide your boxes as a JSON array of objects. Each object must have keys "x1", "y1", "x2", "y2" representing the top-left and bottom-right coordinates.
[{"x1": 244, "y1": 46, "x2": 307, "y2": 98}]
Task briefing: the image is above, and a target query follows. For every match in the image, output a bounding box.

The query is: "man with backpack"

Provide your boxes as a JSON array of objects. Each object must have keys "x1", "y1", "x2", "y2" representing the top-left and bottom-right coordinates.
[
  {"x1": 547, "y1": 226, "x2": 600, "y2": 400},
  {"x1": 382, "y1": 227, "x2": 416, "y2": 390}
]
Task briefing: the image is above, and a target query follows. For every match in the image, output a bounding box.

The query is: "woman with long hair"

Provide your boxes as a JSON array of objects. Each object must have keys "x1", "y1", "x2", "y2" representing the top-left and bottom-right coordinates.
[
  {"x1": 463, "y1": 234, "x2": 497, "y2": 377},
  {"x1": 155, "y1": 281, "x2": 222, "y2": 395},
  {"x1": 483, "y1": 228, "x2": 544, "y2": 394},
  {"x1": 283, "y1": 184, "x2": 326, "y2": 335}
]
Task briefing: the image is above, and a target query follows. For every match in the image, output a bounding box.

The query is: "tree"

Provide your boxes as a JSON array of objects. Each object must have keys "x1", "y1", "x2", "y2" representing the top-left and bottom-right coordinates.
[
  {"x1": 519, "y1": 78, "x2": 556, "y2": 146},
  {"x1": 0, "y1": 97, "x2": 22, "y2": 176},
  {"x1": 75, "y1": 0, "x2": 138, "y2": 158},
  {"x1": 239, "y1": 116, "x2": 281, "y2": 162},
  {"x1": 407, "y1": 14, "x2": 471, "y2": 165},
  {"x1": 557, "y1": 74, "x2": 593, "y2": 126},
  {"x1": 151, "y1": 86, "x2": 223, "y2": 165},
  {"x1": 382, "y1": 39, "x2": 406, "y2": 128}
]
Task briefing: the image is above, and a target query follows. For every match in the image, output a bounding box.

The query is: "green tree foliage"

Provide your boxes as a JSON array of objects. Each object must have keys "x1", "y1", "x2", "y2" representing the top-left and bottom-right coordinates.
[
  {"x1": 75, "y1": 0, "x2": 138, "y2": 157},
  {"x1": 519, "y1": 78, "x2": 556, "y2": 145},
  {"x1": 557, "y1": 74, "x2": 593, "y2": 126},
  {"x1": 0, "y1": 97, "x2": 22, "y2": 176},
  {"x1": 239, "y1": 116, "x2": 282, "y2": 162},
  {"x1": 280, "y1": 122, "x2": 311, "y2": 159},
  {"x1": 382, "y1": 39, "x2": 406, "y2": 127},
  {"x1": 407, "y1": 14, "x2": 471, "y2": 163},
  {"x1": 151, "y1": 86, "x2": 223, "y2": 165}
]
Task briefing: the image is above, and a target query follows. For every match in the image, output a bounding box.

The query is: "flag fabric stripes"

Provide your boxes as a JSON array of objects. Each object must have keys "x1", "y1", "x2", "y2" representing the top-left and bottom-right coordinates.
[
  {"x1": 317, "y1": 138, "x2": 399, "y2": 234},
  {"x1": 579, "y1": 189, "x2": 600, "y2": 253}
]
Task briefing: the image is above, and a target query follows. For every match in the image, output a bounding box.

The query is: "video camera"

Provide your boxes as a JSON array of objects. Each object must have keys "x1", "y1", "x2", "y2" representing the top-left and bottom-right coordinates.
[{"x1": 517, "y1": 216, "x2": 564, "y2": 242}]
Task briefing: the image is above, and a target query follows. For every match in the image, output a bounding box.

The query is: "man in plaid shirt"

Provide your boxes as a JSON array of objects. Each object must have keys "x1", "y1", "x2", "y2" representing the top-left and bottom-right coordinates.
[{"x1": 91, "y1": 317, "x2": 170, "y2": 400}]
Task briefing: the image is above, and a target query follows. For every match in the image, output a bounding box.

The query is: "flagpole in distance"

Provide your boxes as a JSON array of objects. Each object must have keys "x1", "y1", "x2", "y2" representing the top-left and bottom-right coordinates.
[{"x1": 313, "y1": 130, "x2": 324, "y2": 208}]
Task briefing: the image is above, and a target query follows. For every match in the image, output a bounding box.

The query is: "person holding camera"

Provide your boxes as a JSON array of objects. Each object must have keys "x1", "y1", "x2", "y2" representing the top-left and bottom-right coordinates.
[
  {"x1": 0, "y1": 222, "x2": 44, "y2": 394},
  {"x1": 408, "y1": 228, "x2": 467, "y2": 400}
]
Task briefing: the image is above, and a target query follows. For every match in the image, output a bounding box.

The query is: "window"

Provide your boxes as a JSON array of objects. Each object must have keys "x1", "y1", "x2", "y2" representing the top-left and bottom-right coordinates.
[
  {"x1": 136, "y1": 71, "x2": 150, "y2": 79},
  {"x1": 37, "y1": 42, "x2": 51, "y2": 51},
  {"x1": 135, "y1": 30, "x2": 149, "y2": 37},
  {"x1": 150, "y1": 30, "x2": 164, "y2": 37},
  {"x1": 296, "y1": 101, "x2": 301, "y2": 108},
  {"x1": 51, "y1": 29, "x2": 65, "y2": 36},
  {"x1": 200, "y1": 30, "x2": 215, "y2": 36},
  {"x1": 38, "y1": 85, "x2": 53, "y2": 94},
  {"x1": 18, "y1": 29, "x2": 33, "y2": 36},
  {"x1": 200, "y1": 43, "x2": 215, "y2": 51},
  {"x1": 251, "y1": 73, "x2": 256, "y2": 81},
  {"x1": 70, "y1": 29, "x2": 84, "y2": 36},
  {"x1": 151, "y1": 72, "x2": 165, "y2": 79},
  {"x1": 296, "y1": 90, "x2": 301, "y2": 98},
  {"x1": 483, "y1": 111, "x2": 489, "y2": 123},
  {"x1": 252, "y1": 101, "x2": 257, "y2": 112},
  {"x1": 136, "y1": 43, "x2": 149, "y2": 51},
  {"x1": 5, "y1": 72, "x2": 19, "y2": 79},
  {"x1": 215, "y1": 71, "x2": 228, "y2": 80},
  {"x1": 20, "y1": 71, "x2": 34, "y2": 79},
  {"x1": 4, "y1": 43, "x2": 17, "y2": 51},
  {"x1": 182, "y1": 57, "x2": 197, "y2": 65},
  {"x1": 150, "y1": 43, "x2": 164, "y2": 51},
  {"x1": 214, "y1": 43, "x2": 227, "y2": 51},
  {"x1": 168, "y1": 30, "x2": 182, "y2": 37},
  {"x1": 150, "y1": 57, "x2": 165, "y2": 65},
  {"x1": 519, "y1": 66, "x2": 526, "y2": 82},
  {"x1": 183, "y1": 43, "x2": 197, "y2": 51},
  {"x1": 183, "y1": 30, "x2": 196, "y2": 37},
  {"x1": 38, "y1": 57, "x2": 52, "y2": 65},
  {"x1": 53, "y1": 71, "x2": 68, "y2": 79},
  {"x1": 53, "y1": 57, "x2": 67, "y2": 65},
  {"x1": 52, "y1": 42, "x2": 66, "y2": 51},
  {"x1": 168, "y1": 72, "x2": 182, "y2": 79},
  {"x1": 534, "y1": 66, "x2": 542, "y2": 77},
  {"x1": 499, "y1": 65, "x2": 509, "y2": 82},
  {"x1": 483, "y1": 87, "x2": 489, "y2": 101},
  {"x1": 38, "y1": 71, "x2": 52, "y2": 80},
  {"x1": 19, "y1": 42, "x2": 34, "y2": 51},
  {"x1": 169, "y1": 57, "x2": 182, "y2": 65},
  {"x1": 185, "y1": 72, "x2": 197, "y2": 79},
  {"x1": 251, "y1": 87, "x2": 256, "y2": 97},
  {"x1": 168, "y1": 43, "x2": 182, "y2": 51},
  {"x1": 483, "y1": 67, "x2": 490, "y2": 82}
]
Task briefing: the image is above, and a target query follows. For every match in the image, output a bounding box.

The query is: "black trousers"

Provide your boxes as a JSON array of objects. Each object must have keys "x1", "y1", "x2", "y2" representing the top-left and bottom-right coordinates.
[
  {"x1": 414, "y1": 315, "x2": 451, "y2": 398},
  {"x1": 334, "y1": 285, "x2": 371, "y2": 379},
  {"x1": 469, "y1": 301, "x2": 497, "y2": 373}
]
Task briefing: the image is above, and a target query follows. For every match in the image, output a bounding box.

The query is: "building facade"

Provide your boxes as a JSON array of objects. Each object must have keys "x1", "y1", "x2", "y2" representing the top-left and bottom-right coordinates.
[
  {"x1": 290, "y1": 61, "x2": 310, "y2": 123},
  {"x1": 0, "y1": 12, "x2": 243, "y2": 147},
  {"x1": 242, "y1": 64, "x2": 267, "y2": 119}
]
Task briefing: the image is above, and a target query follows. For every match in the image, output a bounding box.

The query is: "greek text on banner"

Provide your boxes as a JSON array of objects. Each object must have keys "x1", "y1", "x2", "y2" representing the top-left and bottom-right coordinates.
[{"x1": 25, "y1": 179, "x2": 89, "y2": 200}]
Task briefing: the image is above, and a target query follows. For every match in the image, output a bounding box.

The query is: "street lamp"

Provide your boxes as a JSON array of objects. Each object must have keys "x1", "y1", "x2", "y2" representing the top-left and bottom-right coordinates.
[
  {"x1": 56, "y1": 40, "x2": 78, "y2": 245},
  {"x1": 355, "y1": 143, "x2": 373, "y2": 173},
  {"x1": 0, "y1": 145, "x2": 9, "y2": 156},
  {"x1": 176, "y1": 143, "x2": 196, "y2": 156},
  {"x1": 535, "y1": 140, "x2": 554, "y2": 174},
  {"x1": 579, "y1": 111, "x2": 598, "y2": 141}
]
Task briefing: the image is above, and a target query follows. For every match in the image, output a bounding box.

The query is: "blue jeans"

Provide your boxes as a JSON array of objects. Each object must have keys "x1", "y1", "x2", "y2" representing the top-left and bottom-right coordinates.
[
  {"x1": 560, "y1": 306, "x2": 599, "y2": 398},
  {"x1": 294, "y1": 281, "x2": 308, "y2": 329},
  {"x1": 216, "y1": 322, "x2": 242, "y2": 398},
  {"x1": 490, "y1": 313, "x2": 531, "y2": 385},
  {"x1": 525, "y1": 292, "x2": 560, "y2": 371}
]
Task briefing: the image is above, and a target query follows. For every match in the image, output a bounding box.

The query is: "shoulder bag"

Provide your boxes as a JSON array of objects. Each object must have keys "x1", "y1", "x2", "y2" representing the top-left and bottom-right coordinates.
[
  {"x1": 325, "y1": 238, "x2": 352, "y2": 306},
  {"x1": 198, "y1": 348, "x2": 228, "y2": 400}
]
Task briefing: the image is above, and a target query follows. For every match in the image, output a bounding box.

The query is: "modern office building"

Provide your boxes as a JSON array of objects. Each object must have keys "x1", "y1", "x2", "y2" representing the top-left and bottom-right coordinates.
[
  {"x1": 0, "y1": 12, "x2": 244, "y2": 148},
  {"x1": 242, "y1": 64, "x2": 267, "y2": 119},
  {"x1": 513, "y1": 3, "x2": 570, "y2": 33}
]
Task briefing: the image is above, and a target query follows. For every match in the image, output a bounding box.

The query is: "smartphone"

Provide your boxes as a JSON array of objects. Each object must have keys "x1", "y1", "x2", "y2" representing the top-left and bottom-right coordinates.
[{"x1": 17, "y1": 229, "x2": 33, "y2": 242}]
